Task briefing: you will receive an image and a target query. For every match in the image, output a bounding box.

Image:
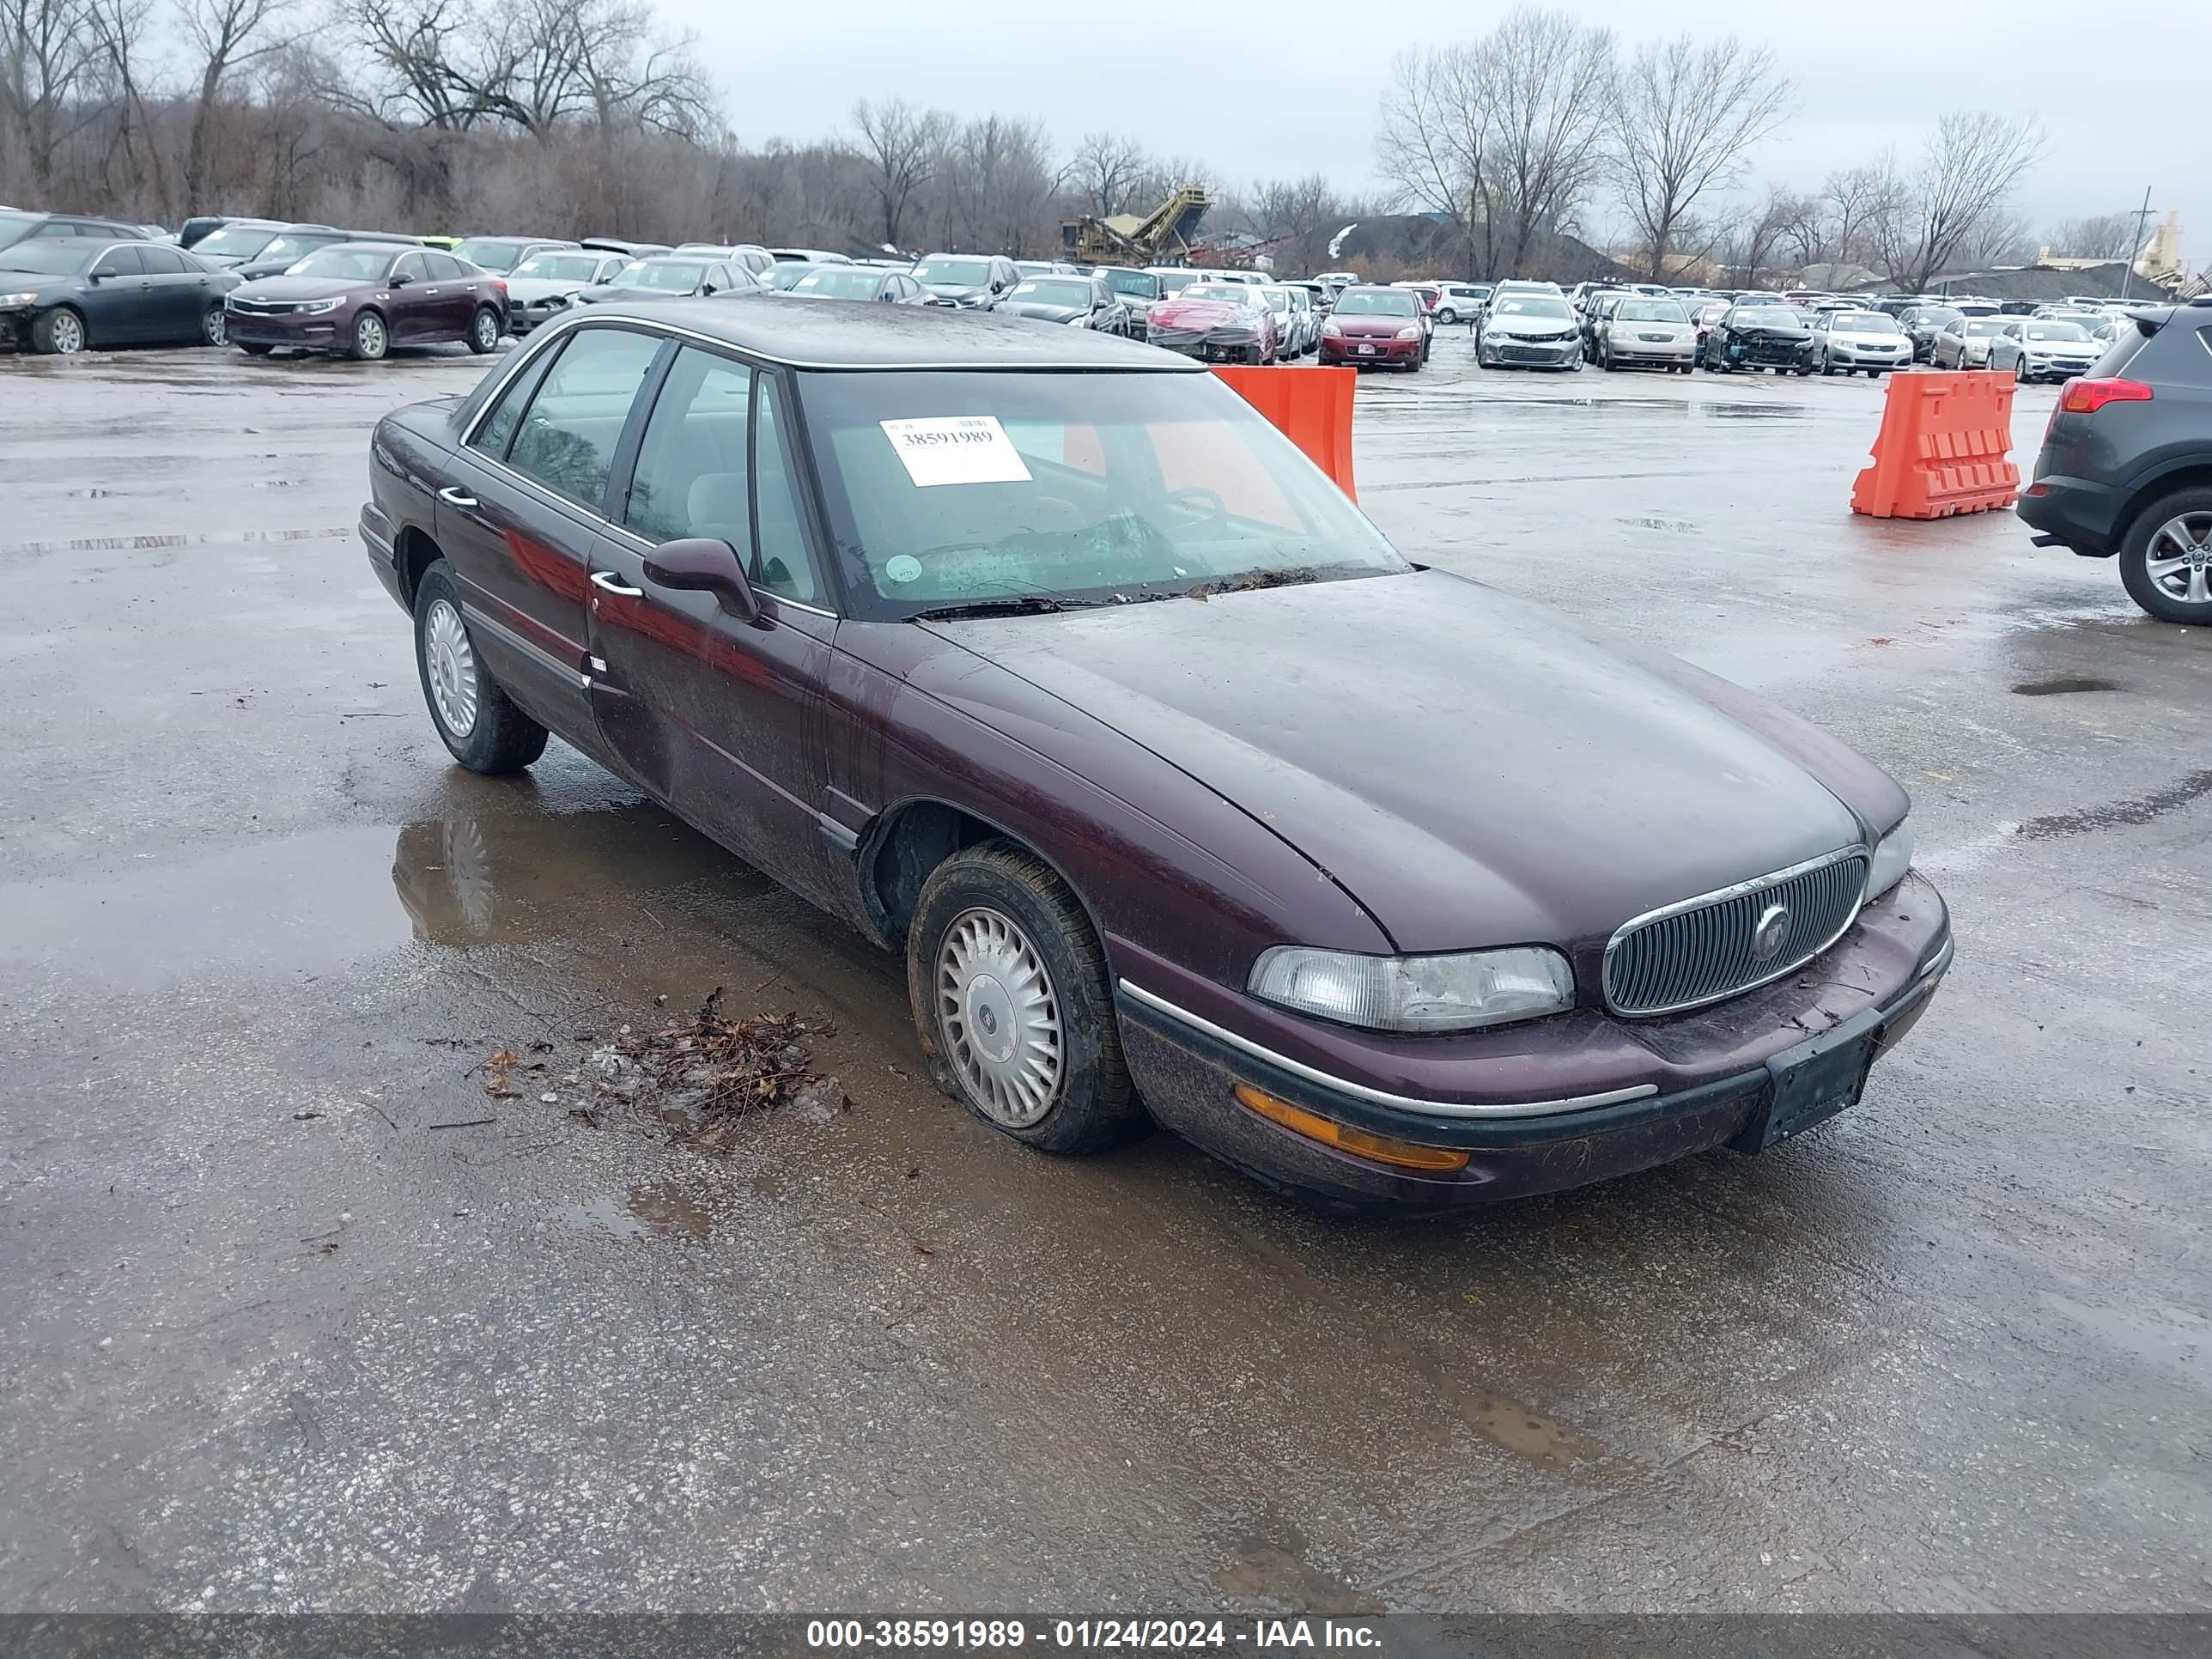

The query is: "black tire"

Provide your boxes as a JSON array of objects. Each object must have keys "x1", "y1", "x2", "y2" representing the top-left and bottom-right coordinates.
[
  {"x1": 349, "y1": 309, "x2": 389, "y2": 362},
  {"x1": 2118, "y1": 487, "x2": 2212, "y2": 626},
  {"x1": 201, "y1": 306, "x2": 228, "y2": 348},
  {"x1": 1600, "y1": 343, "x2": 1615, "y2": 371},
  {"x1": 904, "y1": 841, "x2": 1147, "y2": 1154},
  {"x1": 239, "y1": 342, "x2": 273, "y2": 356},
  {"x1": 466, "y1": 305, "x2": 501, "y2": 354},
  {"x1": 1820, "y1": 354, "x2": 1837, "y2": 375},
  {"x1": 30, "y1": 307, "x2": 86, "y2": 355},
  {"x1": 411, "y1": 560, "x2": 549, "y2": 773}
]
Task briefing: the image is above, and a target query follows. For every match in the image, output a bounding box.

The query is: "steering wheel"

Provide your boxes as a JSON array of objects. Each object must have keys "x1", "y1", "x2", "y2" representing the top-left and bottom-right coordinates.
[{"x1": 1161, "y1": 485, "x2": 1230, "y2": 538}]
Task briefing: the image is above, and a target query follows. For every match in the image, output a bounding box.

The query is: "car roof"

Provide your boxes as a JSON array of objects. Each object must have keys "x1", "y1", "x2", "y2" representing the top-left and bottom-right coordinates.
[{"x1": 547, "y1": 298, "x2": 1204, "y2": 372}]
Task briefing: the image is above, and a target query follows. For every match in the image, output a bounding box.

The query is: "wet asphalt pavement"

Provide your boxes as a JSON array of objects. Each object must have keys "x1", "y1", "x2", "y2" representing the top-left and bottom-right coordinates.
[{"x1": 2, "y1": 337, "x2": 2207, "y2": 1616}]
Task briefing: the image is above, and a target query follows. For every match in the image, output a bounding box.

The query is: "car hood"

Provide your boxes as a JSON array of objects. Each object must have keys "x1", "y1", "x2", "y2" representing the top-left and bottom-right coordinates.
[
  {"x1": 927, "y1": 568, "x2": 1876, "y2": 954},
  {"x1": 921, "y1": 283, "x2": 992, "y2": 302},
  {"x1": 232, "y1": 275, "x2": 369, "y2": 301},
  {"x1": 1732, "y1": 320, "x2": 1812, "y2": 341},
  {"x1": 0, "y1": 270, "x2": 83, "y2": 296},
  {"x1": 998, "y1": 299, "x2": 1088, "y2": 323},
  {"x1": 506, "y1": 277, "x2": 585, "y2": 302},
  {"x1": 1151, "y1": 296, "x2": 1256, "y2": 330},
  {"x1": 1488, "y1": 315, "x2": 1577, "y2": 337},
  {"x1": 1831, "y1": 329, "x2": 1905, "y2": 345},
  {"x1": 1331, "y1": 312, "x2": 1415, "y2": 336},
  {"x1": 578, "y1": 283, "x2": 692, "y2": 303}
]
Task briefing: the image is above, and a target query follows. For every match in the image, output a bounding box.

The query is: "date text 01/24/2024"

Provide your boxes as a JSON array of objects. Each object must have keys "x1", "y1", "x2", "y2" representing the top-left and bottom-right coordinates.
[{"x1": 805, "y1": 1619, "x2": 1385, "y2": 1650}]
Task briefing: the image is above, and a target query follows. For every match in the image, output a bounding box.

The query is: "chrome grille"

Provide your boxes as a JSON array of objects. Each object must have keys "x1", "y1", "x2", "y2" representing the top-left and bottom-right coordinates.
[{"x1": 1603, "y1": 849, "x2": 1869, "y2": 1017}]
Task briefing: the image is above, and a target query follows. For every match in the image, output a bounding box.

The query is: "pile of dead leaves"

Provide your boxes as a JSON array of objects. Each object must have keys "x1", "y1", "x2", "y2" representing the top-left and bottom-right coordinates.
[{"x1": 583, "y1": 988, "x2": 843, "y2": 1152}]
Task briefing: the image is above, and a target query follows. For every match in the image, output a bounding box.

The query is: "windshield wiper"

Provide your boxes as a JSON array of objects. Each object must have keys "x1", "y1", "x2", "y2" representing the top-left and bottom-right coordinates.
[{"x1": 908, "y1": 594, "x2": 1103, "y2": 622}]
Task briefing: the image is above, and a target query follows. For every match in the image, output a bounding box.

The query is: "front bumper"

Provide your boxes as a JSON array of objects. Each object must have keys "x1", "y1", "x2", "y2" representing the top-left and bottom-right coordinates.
[
  {"x1": 1828, "y1": 349, "x2": 1910, "y2": 369},
  {"x1": 226, "y1": 306, "x2": 344, "y2": 348},
  {"x1": 1608, "y1": 337, "x2": 1695, "y2": 364},
  {"x1": 507, "y1": 295, "x2": 574, "y2": 332},
  {"x1": 1486, "y1": 337, "x2": 1582, "y2": 368},
  {"x1": 2019, "y1": 358, "x2": 2097, "y2": 382},
  {"x1": 1322, "y1": 335, "x2": 1419, "y2": 364},
  {"x1": 1114, "y1": 873, "x2": 1952, "y2": 1215}
]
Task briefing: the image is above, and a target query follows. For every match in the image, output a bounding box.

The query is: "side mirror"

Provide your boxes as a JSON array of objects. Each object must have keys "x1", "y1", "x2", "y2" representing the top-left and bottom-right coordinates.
[
  {"x1": 642, "y1": 537, "x2": 763, "y2": 624},
  {"x1": 389, "y1": 271, "x2": 411, "y2": 287}
]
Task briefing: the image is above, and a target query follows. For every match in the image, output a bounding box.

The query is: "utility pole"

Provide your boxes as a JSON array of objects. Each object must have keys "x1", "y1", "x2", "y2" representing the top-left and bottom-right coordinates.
[{"x1": 2120, "y1": 185, "x2": 2154, "y2": 301}]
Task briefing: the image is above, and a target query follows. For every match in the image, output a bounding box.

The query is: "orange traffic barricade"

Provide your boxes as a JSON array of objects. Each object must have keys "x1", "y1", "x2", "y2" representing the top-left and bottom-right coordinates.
[
  {"x1": 1850, "y1": 368, "x2": 2019, "y2": 520},
  {"x1": 1211, "y1": 365, "x2": 1358, "y2": 501}
]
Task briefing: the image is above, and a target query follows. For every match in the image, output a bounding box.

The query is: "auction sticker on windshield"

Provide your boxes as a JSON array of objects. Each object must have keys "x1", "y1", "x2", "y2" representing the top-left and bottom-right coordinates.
[{"x1": 881, "y1": 416, "x2": 1033, "y2": 488}]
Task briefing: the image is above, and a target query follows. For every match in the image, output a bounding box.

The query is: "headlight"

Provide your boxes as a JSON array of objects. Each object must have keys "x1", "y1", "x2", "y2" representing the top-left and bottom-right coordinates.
[
  {"x1": 1395, "y1": 325, "x2": 1421, "y2": 340},
  {"x1": 1321, "y1": 319, "x2": 1341, "y2": 337},
  {"x1": 1865, "y1": 818, "x2": 1913, "y2": 902},
  {"x1": 1249, "y1": 945, "x2": 1575, "y2": 1033},
  {"x1": 297, "y1": 298, "x2": 342, "y2": 315},
  {"x1": 0, "y1": 291, "x2": 40, "y2": 308}
]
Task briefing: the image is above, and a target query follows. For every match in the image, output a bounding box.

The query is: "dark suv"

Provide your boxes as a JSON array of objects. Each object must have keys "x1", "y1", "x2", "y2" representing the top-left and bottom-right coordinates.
[{"x1": 2018, "y1": 297, "x2": 2212, "y2": 624}]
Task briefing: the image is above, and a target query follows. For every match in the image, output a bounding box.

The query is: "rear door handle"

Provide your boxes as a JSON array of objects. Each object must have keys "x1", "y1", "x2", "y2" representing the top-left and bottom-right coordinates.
[
  {"x1": 591, "y1": 569, "x2": 643, "y2": 598},
  {"x1": 436, "y1": 485, "x2": 477, "y2": 508}
]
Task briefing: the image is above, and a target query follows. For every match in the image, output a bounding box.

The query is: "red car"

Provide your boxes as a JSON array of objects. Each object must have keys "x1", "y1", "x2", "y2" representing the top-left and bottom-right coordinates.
[
  {"x1": 1144, "y1": 281, "x2": 1280, "y2": 364},
  {"x1": 1319, "y1": 285, "x2": 1427, "y2": 370}
]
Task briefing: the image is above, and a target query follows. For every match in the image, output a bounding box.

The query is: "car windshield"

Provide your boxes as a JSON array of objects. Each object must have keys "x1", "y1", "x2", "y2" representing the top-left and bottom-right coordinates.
[
  {"x1": 617, "y1": 259, "x2": 707, "y2": 291},
  {"x1": 1835, "y1": 312, "x2": 1899, "y2": 333},
  {"x1": 2023, "y1": 322, "x2": 2091, "y2": 341},
  {"x1": 799, "y1": 369, "x2": 1409, "y2": 620},
  {"x1": 794, "y1": 269, "x2": 888, "y2": 299},
  {"x1": 1154, "y1": 270, "x2": 1200, "y2": 295},
  {"x1": 1181, "y1": 285, "x2": 1252, "y2": 305},
  {"x1": 1010, "y1": 279, "x2": 1093, "y2": 307},
  {"x1": 0, "y1": 240, "x2": 95, "y2": 274},
  {"x1": 1493, "y1": 296, "x2": 1571, "y2": 319},
  {"x1": 768, "y1": 263, "x2": 816, "y2": 289},
  {"x1": 284, "y1": 246, "x2": 395, "y2": 282},
  {"x1": 1102, "y1": 270, "x2": 1155, "y2": 300},
  {"x1": 513, "y1": 253, "x2": 602, "y2": 283},
  {"x1": 1257, "y1": 289, "x2": 1293, "y2": 313},
  {"x1": 1615, "y1": 301, "x2": 1688, "y2": 323},
  {"x1": 1734, "y1": 307, "x2": 1799, "y2": 326},
  {"x1": 915, "y1": 258, "x2": 991, "y2": 286},
  {"x1": 1334, "y1": 289, "x2": 1418, "y2": 316},
  {"x1": 454, "y1": 239, "x2": 534, "y2": 271},
  {"x1": 1964, "y1": 319, "x2": 2008, "y2": 337},
  {"x1": 256, "y1": 233, "x2": 333, "y2": 265},
  {"x1": 191, "y1": 224, "x2": 282, "y2": 258},
  {"x1": 1913, "y1": 308, "x2": 1964, "y2": 328}
]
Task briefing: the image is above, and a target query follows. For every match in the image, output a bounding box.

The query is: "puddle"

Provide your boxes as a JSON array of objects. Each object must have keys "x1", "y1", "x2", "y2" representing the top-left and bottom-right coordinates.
[
  {"x1": 0, "y1": 825, "x2": 411, "y2": 992},
  {"x1": 1703, "y1": 402, "x2": 1808, "y2": 420},
  {"x1": 2011, "y1": 677, "x2": 2121, "y2": 696},
  {"x1": 563, "y1": 1183, "x2": 715, "y2": 1242}
]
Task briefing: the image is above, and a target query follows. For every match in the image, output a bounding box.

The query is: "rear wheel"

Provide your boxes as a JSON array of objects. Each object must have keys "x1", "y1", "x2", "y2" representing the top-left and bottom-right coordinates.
[
  {"x1": 201, "y1": 306, "x2": 228, "y2": 347},
  {"x1": 467, "y1": 306, "x2": 501, "y2": 354},
  {"x1": 2118, "y1": 489, "x2": 2212, "y2": 625},
  {"x1": 905, "y1": 842, "x2": 1147, "y2": 1154},
  {"x1": 411, "y1": 560, "x2": 549, "y2": 772}
]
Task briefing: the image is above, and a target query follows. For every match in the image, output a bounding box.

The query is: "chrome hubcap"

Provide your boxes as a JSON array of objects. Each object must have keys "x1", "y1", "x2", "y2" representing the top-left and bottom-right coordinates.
[
  {"x1": 474, "y1": 313, "x2": 495, "y2": 347},
  {"x1": 937, "y1": 908, "x2": 1062, "y2": 1127},
  {"x1": 53, "y1": 313, "x2": 82, "y2": 352},
  {"x1": 423, "y1": 599, "x2": 478, "y2": 736},
  {"x1": 205, "y1": 309, "x2": 225, "y2": 345},
  {"x1": 360, "y1": 317, "x2": 385, "y2": 355},
  {"x1": 2145, "y1": 513, "x2": 2212, "y2": 605}
]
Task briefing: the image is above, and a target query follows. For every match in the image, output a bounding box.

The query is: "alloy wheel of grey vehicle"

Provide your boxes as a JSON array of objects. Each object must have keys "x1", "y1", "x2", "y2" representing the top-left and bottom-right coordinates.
[
  {"x1": 906, "y1": 841, "x2": 1147, "y2": 1154},
  {"x1": 202, "y1": 307, "x2": 227, "y2": 347},
  {"x1": 32, "y1": 307, "x2": 84, "y2": 355},
  {"x1": 350, "y1": 311, "x2": 388, "y2": 362},
  {"x1": 410, "y1": 559, "x2": 549, "y2": 772},
  {"x1": 2120, "y1": 492, "x2": 2212, "y2": 625}
]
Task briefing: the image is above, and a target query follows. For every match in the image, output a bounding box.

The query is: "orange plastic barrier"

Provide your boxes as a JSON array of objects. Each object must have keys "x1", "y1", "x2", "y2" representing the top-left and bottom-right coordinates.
[
  {"x1": 1850, "y1": 368, "x2": 2019, "y2": 520},
  {"x1": 1211, "y1": 365, "x2": 1358, "y2": 501}
]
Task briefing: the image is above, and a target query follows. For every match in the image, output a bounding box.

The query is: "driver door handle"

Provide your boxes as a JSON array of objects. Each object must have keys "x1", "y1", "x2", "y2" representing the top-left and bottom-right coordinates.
[
  {"x1": 591, "y1": 569, "x2": 643, "y2": 598},
  {"x1": 436, "y1": 486, "x2": 478, "y2": 508}
]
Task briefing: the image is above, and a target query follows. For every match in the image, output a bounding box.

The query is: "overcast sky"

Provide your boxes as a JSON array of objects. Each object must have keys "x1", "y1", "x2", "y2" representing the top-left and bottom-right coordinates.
[{"x1": 699, "y1": 0, "x2": 2200, "y2": 275}]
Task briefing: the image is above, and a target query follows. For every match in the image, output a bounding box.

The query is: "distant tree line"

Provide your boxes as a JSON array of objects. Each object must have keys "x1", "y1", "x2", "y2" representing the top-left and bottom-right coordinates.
[{"x1": 0, "y1": 0, "x2": 1375, "y2": 263}]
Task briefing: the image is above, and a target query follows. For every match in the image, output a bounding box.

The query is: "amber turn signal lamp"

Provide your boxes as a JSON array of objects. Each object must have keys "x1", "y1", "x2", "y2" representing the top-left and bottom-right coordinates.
[{"x1": 1233, "y1": 1085, "x2": 1471, "y2": 1173}]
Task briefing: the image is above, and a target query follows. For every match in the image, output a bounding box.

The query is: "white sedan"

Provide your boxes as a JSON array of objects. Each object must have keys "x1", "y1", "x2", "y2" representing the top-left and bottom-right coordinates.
[{"x1": 1812, "y1": 309, "x2": 1914, "y2": 376}]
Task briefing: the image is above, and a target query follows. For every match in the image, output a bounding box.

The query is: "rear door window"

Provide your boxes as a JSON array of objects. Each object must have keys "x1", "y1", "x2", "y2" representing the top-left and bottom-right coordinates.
[
  {"x1": 504, "y1": 326, "x2": 664, "y2": 513},
  {"x1": 138, "y1": 246, "x2": 188, "y2": 275}
]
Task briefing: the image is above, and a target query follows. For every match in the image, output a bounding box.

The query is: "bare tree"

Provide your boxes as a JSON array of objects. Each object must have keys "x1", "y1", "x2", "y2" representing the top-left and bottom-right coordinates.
[
  {"x1": 849, "y1": 95, "x2": 948, "y2": 249},
  {"x1": 1374, "y1": 46, "x2": 1496, "y2": 276},
  {"x1": 1714, "y1": 183, "x2": 1803, "y2": 288},
  {"x1": 2044, "y1": 211, "x2": 2136, "y2": 264},
  {"x1": 1873, "y1": 111, "x2": 2045, "y2": 292},
  {"x1": 1480, "y1": 9, "x2": 1615, "y2": 276},
  {"x1": 179, "y1": 0, "x2": 299, "y2": 210},
  {"x1": 1243, "y1": 173, "x2": 1362, "y2": 278},
  {"x1": 1816, "y1": 160, "x2": 1900, "y2": 269},
  {"x1": 82, "y1": 0, "x2": 168, "y2": 213},
  {"x1": 0, "y1": 0, "x2": 97, "y2": 198},
  {"x1": 1611, "y1": 34, "x2": 1792, "y2": 281},
  {"x1": 1061, "y1": 130, "x2": 1149, "y2": 221}
]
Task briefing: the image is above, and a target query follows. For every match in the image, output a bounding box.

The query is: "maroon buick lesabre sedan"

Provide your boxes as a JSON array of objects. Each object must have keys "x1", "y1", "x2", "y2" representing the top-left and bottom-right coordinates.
[{"x1": 361, "y1": 301, "x2": 1951, "y2": 1214}]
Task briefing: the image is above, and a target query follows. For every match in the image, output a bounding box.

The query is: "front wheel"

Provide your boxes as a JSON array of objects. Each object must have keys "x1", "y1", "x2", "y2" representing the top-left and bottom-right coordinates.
[
  {"x1": 467, "y1": 306, "x2": 501, "y2": 354},
  {"x1": 2119, "y1": 489, "x2": 2212, "y2": 625},
  {"x1": 905, "y1": 842, "x2": 1147, "y2": 1153},
  {"x1": 349, "y1": 310, "x2": 388, "y2": 362},
  {"x1": 412, "y1": 560, "x2": 549, "y2": 772},
  {"x1": 30, "y1": 307, "x2": 85, "y2": 355}
]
